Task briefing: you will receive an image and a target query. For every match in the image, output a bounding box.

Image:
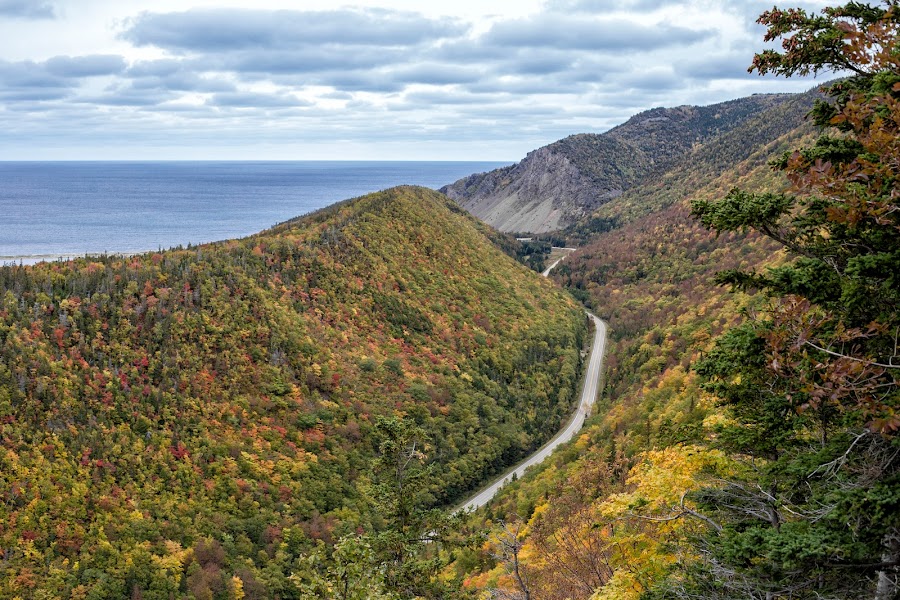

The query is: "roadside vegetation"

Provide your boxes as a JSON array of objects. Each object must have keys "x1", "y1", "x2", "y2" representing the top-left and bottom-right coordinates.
[{"x1": 460, "y1": 3, "x2": 900, "y2": 599}]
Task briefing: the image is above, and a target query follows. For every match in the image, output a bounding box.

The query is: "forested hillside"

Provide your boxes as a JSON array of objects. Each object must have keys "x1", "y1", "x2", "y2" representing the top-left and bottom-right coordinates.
[
  {"x1": 0, "y1": 186, "x2": 587, "y2": 598},
  {"x1": 457, "y1": 3, "x2": 899, "y2": 600},
  {"x1": 440, "y1": 93, "x2": 795, "y2": 233},
  {"x1": 456, "y1": 87, "x2": 803, "y2": 600},
  {"x1": 2, "y1": 2, "x2": 897, "y2": 599}
]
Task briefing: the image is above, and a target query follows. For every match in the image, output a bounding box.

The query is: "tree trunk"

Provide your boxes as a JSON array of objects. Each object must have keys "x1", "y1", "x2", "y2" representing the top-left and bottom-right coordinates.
[
  {"x1": 874, "y1": 531, "x2": 899, "y2": 600},
  {"x1": 874, "y1": 567, "x2": 897, "y2": 600}
]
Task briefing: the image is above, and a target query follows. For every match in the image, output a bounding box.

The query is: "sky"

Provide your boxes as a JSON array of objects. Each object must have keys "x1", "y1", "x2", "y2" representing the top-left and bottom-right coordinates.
[{"x1": 0, "y1": 0, "x2": 834, "y2": 161}]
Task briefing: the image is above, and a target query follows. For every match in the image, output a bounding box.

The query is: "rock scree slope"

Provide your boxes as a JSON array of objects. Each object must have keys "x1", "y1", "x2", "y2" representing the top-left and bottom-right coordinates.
[{"x1": 441, "y1": 93, "x2": 796, "y2": 233}]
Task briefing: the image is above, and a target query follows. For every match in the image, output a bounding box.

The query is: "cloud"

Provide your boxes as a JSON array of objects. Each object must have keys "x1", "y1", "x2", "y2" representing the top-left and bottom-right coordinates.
[
  {"x1": 0, "y1": 60, "x2": 67, "y2": 88},
  {"x1": 617, "y1": 66, "x2": 681, "y2": 91},
  {"x1": 125, "y1": 59, "x2": 184, "y2": 78},
  {"x1": 484, "y1": 14, "x2": 713, "y2": 51},
  {"x1": 122, "y1": 8, "x2": 469, "y2": 52},
  {"x1": 391, "y1": 63, "x2": 481, "y2": 85},
  {"x1": 317, "y1": 71, "x2": 405, "y2": 93},
  {"x1": 219, "y1": 48, "x2": 403, "y2": 75},
  {"x1": 44, "y1": 55, "x2": 126, "y2": 77},
  {"x1": 0, "y1": 0, "x2": 55, "y2": 19},
  {"x1": 548, "y1": 0, "x2": 678, "y2": 11},
  {"x1": 127, "y1": 71, "x2": 235, "y2": 93},
  {"x1": 207, "y1": 91, "x2": 311, "y2": 108},
  {"x1": 77, "y1": 89, "x2": 176, "y2": 107},
  {"x1": 675, "y1": 54, "x2": 758, "y2": 80},
  {"x1": 98, "y1": 4, "x2": 721, "y2": 112},
  {"x1": 400, "y1": 89, "x2": 507, "y2": 107},
  {"x1": 0, "y1": 1, "x2": 836, "y2": 160},
  {"x1": 0, "y1": 55, "x2": 132, "y2": 110},
  {"x1": 494, "y1": 49, "x2": 575, "y2": 76},
  {"x1": 466, "y1": 76, "x2": 593, "y2": 95},
  {"x1": 428, "y1": 39, "x2": 509, "y2": 63},
  {"x1": 0, "y1": 55, "x2": 128, "y2": 105},
  {"x1": 0, "y1": 89, "x2": 69, "y2": 102}
]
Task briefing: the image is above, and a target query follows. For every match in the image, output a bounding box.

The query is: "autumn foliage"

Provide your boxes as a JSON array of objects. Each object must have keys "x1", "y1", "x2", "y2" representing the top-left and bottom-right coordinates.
[
  {"x1": 0, "y1": 186, "x2": 586, "y2": 598},
  {"x1": 460, "y1": 3, "x2": 899, "y2": 599}
]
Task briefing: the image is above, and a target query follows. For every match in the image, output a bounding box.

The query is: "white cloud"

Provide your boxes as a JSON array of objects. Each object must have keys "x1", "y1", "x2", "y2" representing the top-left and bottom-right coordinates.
[
  {"x1": 0, "y1": 0, "x2": 56, "y2": 19},
  {"x1": 0, "y1": 0, "x2": 835, "y2": 160}
]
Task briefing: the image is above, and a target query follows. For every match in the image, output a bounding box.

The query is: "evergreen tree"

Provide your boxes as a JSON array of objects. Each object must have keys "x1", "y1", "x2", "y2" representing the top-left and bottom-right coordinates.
[
  {"x1": 663, "y1": 2, "x2": 900, "y2": 598},
  {"x1": 369, "y1": 416, "x2": 472, "y2": 599}
]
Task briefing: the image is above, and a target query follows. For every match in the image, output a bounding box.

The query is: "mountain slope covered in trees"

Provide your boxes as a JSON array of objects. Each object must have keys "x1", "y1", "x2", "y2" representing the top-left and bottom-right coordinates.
[
  {"x1": 456, "y1": 3, "x2": 899, "y2": 599},
  {"x1": 455, "y1": 88, "x2": 803, "y2": 600},
  {"x1": 0, "y1": 186, "x2": 587, "y2": 598},
  {"x1": 440, "y1": 92, "x2": 801, "y2": 233}
]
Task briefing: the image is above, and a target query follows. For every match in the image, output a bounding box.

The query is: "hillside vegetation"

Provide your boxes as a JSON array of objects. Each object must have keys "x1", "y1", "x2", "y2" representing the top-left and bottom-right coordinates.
[
  {"x1": 440, "y1": 93, "x2": 796, "y2": 233},
  {"x1": 455, "y1": 3, "x2": 899, "y2": 599},
  {"x1": 0, "y1": 186, "x2": 587, "y2": 598},
  {"x1": 456, "y1": 90, "x2": 801, "y2": 600}
]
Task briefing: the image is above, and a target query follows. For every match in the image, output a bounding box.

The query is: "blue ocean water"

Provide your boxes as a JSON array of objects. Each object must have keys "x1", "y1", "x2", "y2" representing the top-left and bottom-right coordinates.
[{"x1": 0, "y1": 161, "x2": 505, "y2": 264}]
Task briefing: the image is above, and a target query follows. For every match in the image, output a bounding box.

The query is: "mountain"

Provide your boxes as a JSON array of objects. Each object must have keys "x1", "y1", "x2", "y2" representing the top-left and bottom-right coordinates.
[
  {"x1": 440, "y1": 93, "x2": 803, "y2": 233},
  {"x1": 456, "y1": 47, "x2": 900, "y2": 596},
  {"x1": 451, "y1": 87, "x2": 835, "y2": 598},
  {"x1": 0, "y1": 186, "x2": 586, "y2": 598}
]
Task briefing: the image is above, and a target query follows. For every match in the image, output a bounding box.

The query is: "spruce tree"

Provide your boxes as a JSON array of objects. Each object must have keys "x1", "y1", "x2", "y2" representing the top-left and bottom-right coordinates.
[{"x1": 663, "y1": 3, "x2": 900, "y2": 598}]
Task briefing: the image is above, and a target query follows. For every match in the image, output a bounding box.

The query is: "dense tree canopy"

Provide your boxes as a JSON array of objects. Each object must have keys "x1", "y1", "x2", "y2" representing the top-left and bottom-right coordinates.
[
  {"x1": 453, "y1": 3, "x2": 899, "y2": 600},
  {"x1": 685, "y1": 2, "x2": 900, "y2": 598},
  {"x1": 0, "y1": 186, "x2": 586, "y2": 598}
]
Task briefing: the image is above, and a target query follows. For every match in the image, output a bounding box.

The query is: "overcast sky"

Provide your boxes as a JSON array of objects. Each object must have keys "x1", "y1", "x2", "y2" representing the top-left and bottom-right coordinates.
[{"x1": 0, "y1": 0, "x2": 833, "y2": 160}]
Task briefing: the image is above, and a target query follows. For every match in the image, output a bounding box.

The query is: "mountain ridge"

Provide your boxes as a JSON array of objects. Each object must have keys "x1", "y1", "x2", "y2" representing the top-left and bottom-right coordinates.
[
  {"x1": 452, "y1": 102, "x2": 809, "y2": 599},
  {"x1": 0, "y1": 185, "x2": 587, "y2": 597},
  {"x1": 441, "y1": 92, "x2": 803, "y2": 233}
]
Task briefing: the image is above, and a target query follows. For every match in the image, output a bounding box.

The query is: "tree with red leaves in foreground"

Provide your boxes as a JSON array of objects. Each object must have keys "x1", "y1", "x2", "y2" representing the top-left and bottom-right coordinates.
[{"x1": 652, "y1": 3, "x2": 900, "y2": 599}]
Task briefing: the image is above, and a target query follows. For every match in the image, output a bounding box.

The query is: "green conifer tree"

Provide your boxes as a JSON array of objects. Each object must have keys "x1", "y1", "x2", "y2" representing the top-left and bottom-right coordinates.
[{"x1": 654, "y1": 3, "x2": 900, "y2": 599}]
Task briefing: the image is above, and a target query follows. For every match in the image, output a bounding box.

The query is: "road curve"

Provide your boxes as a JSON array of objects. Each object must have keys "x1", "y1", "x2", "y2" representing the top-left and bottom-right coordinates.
[
  {"x1": 541, "y1": 258, "x2": 563, "y2": 277},
  {"x1": 456, "y1": 254, "x2": 608, "y2": 512},
  {"x1": 540, "y1": 246, "x2": 577, "y2": 277}
]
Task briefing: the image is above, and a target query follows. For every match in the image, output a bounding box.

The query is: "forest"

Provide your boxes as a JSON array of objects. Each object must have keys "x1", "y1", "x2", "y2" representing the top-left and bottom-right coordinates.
[
  {"x1": 0, "y1": 186, "x2": 587, "y2": 598},
  {"x1": 457, "y1": 3, "x2": 900, "y2": 600},
  {"x1": 1, "y1": 2, "x2": 898, "y2": 599}
]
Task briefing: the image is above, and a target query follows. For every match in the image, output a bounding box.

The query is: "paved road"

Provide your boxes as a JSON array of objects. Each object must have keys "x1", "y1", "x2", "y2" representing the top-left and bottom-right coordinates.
[
  {"x1": 456, "y1": 254, "x2": 608, "y2": 512},
  {"x1": 541, "y1": 258, "x2": 564, "y2": 277},
  {"x1": 541, "y1": 246, "x2": 576, "y2": 277}
]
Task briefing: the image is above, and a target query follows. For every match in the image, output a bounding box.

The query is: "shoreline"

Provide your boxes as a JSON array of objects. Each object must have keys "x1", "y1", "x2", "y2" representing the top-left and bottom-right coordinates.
[{"x1": 0, "y1": 252, "x2": 133, "y2": 266}]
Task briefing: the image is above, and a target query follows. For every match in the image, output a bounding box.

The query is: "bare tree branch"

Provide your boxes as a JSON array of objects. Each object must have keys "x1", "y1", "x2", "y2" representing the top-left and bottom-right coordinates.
[
  {"x1": 805, "y1": 341, "x2": 900, "y2": 369},
  {"x1": 625, "y1": 492, "x2": 724, "y2": 533}
]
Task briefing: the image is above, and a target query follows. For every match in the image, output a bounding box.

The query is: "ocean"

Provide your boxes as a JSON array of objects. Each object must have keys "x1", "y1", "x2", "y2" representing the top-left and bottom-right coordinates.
[{"x1": 0, "y1": 161, "x2": 504, "y2": 265}]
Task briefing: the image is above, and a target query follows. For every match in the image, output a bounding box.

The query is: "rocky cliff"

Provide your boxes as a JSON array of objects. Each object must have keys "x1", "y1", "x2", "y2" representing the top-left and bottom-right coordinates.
[{"x1": 441, "y1": 93, "x2": 795, "y2": 233}]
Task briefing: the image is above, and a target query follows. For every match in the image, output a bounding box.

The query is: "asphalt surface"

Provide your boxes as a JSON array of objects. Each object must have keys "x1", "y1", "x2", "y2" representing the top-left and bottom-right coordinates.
[
  {"x1": 541, "y1": 257, "x2": 563, "y2": 277},
  {"x1": 457, "y1": 253, "x2": 608, "y2": 512}
]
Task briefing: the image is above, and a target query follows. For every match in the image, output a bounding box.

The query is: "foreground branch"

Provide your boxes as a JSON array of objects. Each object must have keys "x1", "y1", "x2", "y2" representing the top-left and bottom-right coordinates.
[
  {"x1": 805, "y1": 341, "x2": 900, "y2": 369},
  {"x1": 626, "y1": 493, "x2": 724, "y2": 533}
]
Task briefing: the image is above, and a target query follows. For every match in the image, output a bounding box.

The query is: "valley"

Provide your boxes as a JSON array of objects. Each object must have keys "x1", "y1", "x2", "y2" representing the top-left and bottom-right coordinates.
[
  {"x1": 458, "y1": 253, "x2": 607, "y2": 512},
  {"x1": 445, "y1": 6, "x2": 900, "y2": 599},
  {"x1": 1, "y1": 3, "x2": 898, "y2": 599}
]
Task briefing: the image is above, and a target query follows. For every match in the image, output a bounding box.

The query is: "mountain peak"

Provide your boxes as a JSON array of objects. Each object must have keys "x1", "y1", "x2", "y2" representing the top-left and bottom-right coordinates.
[{"x1": 441, "y1": 91, "x2": 813, "y2": 234}]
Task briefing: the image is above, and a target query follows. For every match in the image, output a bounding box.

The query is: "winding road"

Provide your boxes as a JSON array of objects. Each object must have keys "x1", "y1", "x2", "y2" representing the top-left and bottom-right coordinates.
[{"x1": 456, "y1": 250, "x2": 608, "y2": 512}]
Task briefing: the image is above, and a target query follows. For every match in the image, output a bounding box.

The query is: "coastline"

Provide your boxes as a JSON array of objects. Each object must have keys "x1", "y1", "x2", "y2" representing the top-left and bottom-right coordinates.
[
  {"x1": 0, "y1": 252, "x2": 131, "y2": 267},
  {"x1": 1, "y1": 161, "x2": 510, "y2": 270}
]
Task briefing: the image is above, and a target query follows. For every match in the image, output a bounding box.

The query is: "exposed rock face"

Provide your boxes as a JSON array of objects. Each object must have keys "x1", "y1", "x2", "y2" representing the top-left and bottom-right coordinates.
[
  {"x1": 441, "y1": 94, "x2": 794, "y2": 233},
  {"x1": 443, "y1": 147, "x2": 609, "y2": 233}
]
